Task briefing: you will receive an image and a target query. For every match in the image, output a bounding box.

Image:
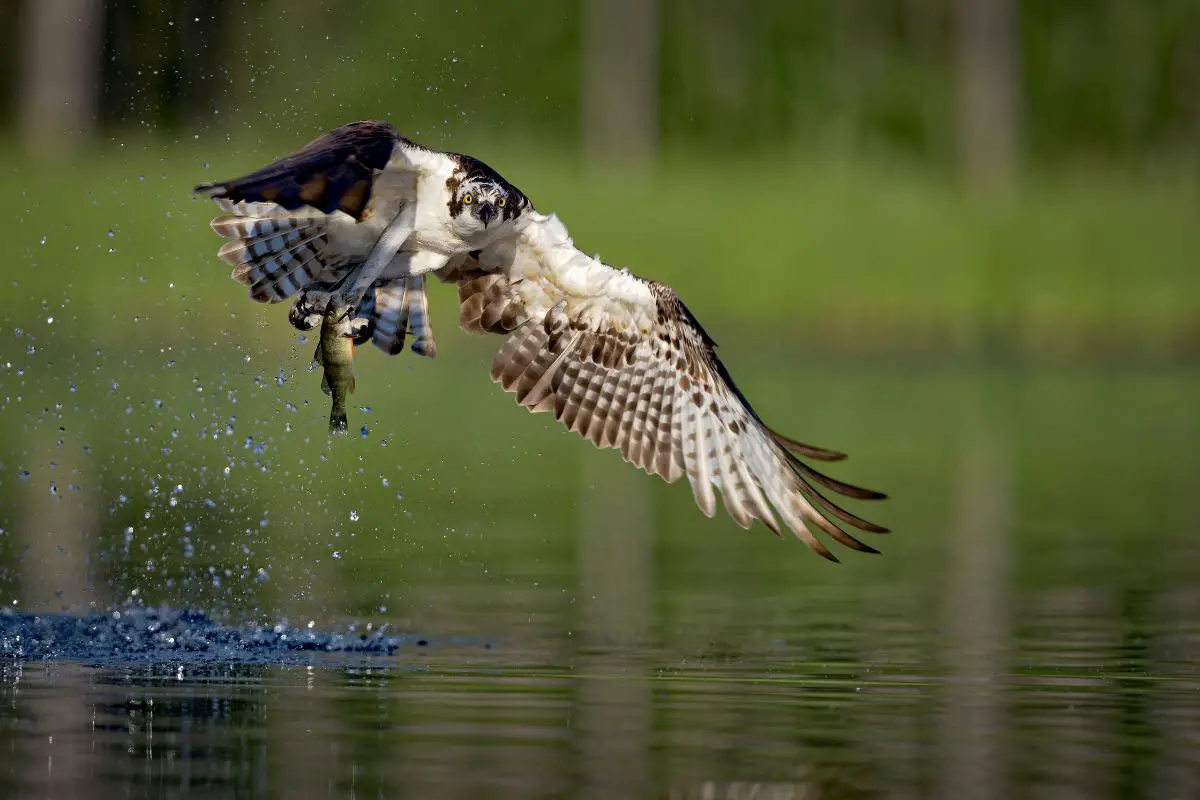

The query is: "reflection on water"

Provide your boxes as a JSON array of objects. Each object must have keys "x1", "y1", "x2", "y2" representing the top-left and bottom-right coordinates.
[
  {"x1": 1, "y1": 580, "x2": 1198, "y2": 798},
  {"x1": 2, "y1": 341, "x2": 1199, "y2": 796}
]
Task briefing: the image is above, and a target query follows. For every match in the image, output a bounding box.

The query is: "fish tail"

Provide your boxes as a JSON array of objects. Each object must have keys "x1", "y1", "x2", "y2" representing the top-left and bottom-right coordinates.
[
  {"x1": 209, "y1": 198, "x2": 338, "y2": 303},
  {"x1": 329, "y1": 404, "x2": 348, "y2": 434}
]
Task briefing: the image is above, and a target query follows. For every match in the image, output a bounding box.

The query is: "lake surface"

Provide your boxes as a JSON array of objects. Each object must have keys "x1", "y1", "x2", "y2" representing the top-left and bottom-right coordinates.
[
  {"x1": 2, "y1": 320, "x2": 1198, "y2": 797},
  {"x1": 2, "y1": 573, "x2": 1198, "y2": 799}
]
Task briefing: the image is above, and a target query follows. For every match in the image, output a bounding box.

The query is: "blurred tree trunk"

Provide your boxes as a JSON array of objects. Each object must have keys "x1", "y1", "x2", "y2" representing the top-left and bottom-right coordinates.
[
  {"x1": 581, "y1": 0, "x2": 660, "y2": 164},
  {"x1": 576, "y1": 453, "x2": 653, "y2": 799},
  {"x1": 937, "y1": 420, "x2": 1012, "y2": 800},
  {"x1": 954, "y1": 0, "x2": 1020, "y2": 187},
  {"x1": 18, "y1": 0, "x2": 104, "y2": 157},
  {"x1": 99, "y1": 0, "x2": 230, "y2": 131},
  {"x1": 176, "y1": 0, "x2": 228, "y2": 128}
]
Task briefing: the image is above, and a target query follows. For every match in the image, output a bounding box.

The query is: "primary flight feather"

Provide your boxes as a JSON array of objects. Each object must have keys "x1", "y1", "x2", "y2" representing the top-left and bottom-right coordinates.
[{"x1": 196, "y1": 120, "x2": 888, "y2": 561}]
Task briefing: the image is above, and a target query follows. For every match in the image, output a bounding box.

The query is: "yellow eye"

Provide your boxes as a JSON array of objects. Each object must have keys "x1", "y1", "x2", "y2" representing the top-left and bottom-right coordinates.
[
  {"x1": 463, "y1": 192, "x2": 473, "y2": 205},
  {"x1": 497, "y1": 197, "x2": 506, "y2": 208}
]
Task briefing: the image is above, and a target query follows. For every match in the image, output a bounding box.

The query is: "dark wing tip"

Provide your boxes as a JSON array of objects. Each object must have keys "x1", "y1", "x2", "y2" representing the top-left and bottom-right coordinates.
[
  {"x1": 792, "y1": 457, "x2": 889, "y2": 501},
  {"x1": 768, "y1": 429, "x2": 849, "y2": 462},
  {"x1": 815, "y1": 547, "x2": 842, "y2": 564},
  {"x1": 191, "y1": 120, "x2": 400, "y2": 217}
]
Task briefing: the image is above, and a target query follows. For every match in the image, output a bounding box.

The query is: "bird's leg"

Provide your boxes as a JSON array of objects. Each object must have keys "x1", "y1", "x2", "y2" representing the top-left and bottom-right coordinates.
[
  {"x1": 337, "y1": 202, "x2": 417, "y2": 309},
  {"x1": 403, "y1": 274, "x2": 437, "y2": 357},
  {"x1": 288, "y1": 294, "x2": 323, "y2": 332},
  {"x1": 289, "y1": 269, "x2": 360, "y2": 333}
]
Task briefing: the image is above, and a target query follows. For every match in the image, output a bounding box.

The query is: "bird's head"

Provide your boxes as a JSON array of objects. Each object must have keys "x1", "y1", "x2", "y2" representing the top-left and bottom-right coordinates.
[{"x1": 448, "y1": 170, "x2": 530, "y2": 233}]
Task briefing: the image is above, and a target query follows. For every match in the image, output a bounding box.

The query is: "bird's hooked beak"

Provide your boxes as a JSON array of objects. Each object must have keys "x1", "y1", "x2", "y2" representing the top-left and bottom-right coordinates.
[{"x1": 477, "y1": 201, "x2": 496, "y2": 228}]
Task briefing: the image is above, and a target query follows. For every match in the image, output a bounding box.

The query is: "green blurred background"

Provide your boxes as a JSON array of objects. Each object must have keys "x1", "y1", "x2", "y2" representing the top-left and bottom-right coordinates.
[
  {"x1": 1, "y1": 2, "x2": 1199, "y2": 795},
  {"x1": 0, "y1": 0, "x2": 1197, "y2": 626}
]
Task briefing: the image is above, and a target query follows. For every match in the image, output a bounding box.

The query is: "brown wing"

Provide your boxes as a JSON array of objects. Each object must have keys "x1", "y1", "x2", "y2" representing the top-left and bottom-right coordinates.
[
  {"x1": 194, "y1": 120, "x2": 404, "y2": 220},
  {"x1": 454, "y1": 268, "x2": 889, "y2": 562}
]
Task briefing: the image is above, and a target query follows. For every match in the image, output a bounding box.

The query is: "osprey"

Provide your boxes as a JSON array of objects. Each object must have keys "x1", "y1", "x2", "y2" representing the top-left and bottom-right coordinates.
[{"x1": 196, "y1": 121, "x2": 888, "y2": 561}]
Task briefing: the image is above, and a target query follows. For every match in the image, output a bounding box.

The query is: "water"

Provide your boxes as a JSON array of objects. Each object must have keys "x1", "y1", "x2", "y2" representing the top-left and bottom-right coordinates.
[
  {"x1": 1, "y1": 577, "x2": 1196, "y2": 798},
  {"x1": 1, "y1": 327, "x2": 1198, "y2": 796}
]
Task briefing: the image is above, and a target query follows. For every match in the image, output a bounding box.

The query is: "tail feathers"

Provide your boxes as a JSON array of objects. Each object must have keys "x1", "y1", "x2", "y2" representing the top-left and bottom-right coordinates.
[
  {"x1": 208, "y1": 200, "x2": 342, "y2": 303},
  {"x1": 369, "y1": 277, "x2": 437, "y2": 357}
]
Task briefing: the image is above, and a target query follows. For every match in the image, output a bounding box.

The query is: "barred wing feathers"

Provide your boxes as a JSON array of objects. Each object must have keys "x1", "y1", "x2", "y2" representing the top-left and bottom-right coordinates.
[
  {"x1": 358, "y1": 276, "x2": 438, "y2": 357},
  {"x1": 206, "y1": 198, "x2": 352, "y2": 302},
  {"x1": 457, "y1": 213, "x2": 888, "y2": 561},
  {"x1": 196, "y1": 121, "x2": 440, "y2": 304}
]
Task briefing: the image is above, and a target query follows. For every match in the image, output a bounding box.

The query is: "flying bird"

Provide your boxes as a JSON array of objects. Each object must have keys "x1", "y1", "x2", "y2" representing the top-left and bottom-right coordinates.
[
  {"x1": 196, "y1": 121, "x2": 888, "y2": 561},
  {"x1": 195, "y1": 119, "x2": 532, "y2": 351}
]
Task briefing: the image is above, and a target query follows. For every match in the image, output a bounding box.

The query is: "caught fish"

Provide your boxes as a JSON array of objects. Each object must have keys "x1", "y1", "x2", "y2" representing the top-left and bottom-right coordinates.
[{"x1": 314, "y1": 306, "x2": 356, "y2": 433}]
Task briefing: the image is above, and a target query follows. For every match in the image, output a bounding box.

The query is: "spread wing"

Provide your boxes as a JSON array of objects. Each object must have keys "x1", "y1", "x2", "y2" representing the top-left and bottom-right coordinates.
[
  {"x1": 195, "y1": 121, "x2": 441, "y2": 303},
  {"x1": 449, "y1": 213, "x2": 888, "y2": 562},
  {"x1": 194, "y1": 120, "x2": 421, "y2": 220}
]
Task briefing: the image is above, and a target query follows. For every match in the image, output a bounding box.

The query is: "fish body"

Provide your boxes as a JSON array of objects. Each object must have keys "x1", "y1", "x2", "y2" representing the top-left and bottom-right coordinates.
[{"x1": 315, "y1": 307, "x2": 356, "y2": 433}]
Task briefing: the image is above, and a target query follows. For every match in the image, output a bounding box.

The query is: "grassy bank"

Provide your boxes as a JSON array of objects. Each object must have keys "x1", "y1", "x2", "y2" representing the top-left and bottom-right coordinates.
[{"x1": 2, "y1": 141, "x2": 1196, "y2": 361}]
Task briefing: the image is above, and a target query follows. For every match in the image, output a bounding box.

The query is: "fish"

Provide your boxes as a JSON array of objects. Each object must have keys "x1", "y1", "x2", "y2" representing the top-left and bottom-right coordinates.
[{"x1": 314, "y1": 305, "x2": 356, "y2": 433}]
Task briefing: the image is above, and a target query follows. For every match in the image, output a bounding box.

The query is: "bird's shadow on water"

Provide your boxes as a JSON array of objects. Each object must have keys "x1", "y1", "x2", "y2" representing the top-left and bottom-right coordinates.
[{"x1": 0, "y1": 603, "x2": 494, "y2": 668}]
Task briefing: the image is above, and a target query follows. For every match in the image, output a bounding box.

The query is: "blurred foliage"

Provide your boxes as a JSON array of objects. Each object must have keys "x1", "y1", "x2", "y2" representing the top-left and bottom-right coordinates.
[
  {"x1": 3, "y1": 1, "x2": 1195, "y2": 355},
  {"x1": 0, "y1": 12, "x2": 1197, "y2": 793},
  {"x1": 0, "y1": 0, "x2": 1197, "y2": 615},
  {"x1": 12, "y1": 0, "x2": 1190, "y2": 169},
  {"x1": 4, "y1": 146, "x2": 1197, "y2": 358}
]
